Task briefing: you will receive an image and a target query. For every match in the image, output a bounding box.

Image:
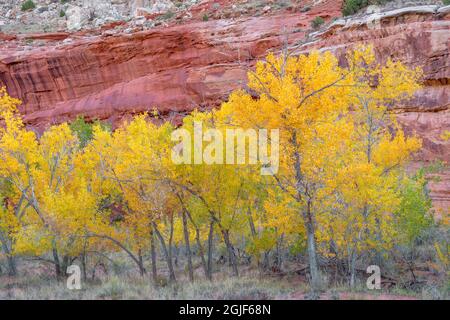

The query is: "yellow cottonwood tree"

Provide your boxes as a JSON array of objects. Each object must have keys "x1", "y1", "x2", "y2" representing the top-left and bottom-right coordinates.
[
  {"x1": 0, "y1": 88, "x2": 107, "y2": 277},
  {"x1": 218, "y1": 50, "x2": 356, "y2": 291},
  {"x1": 171, "y1": 110, "x2": 264, "y2": 277},
  {"x1": 317, "y1": 48, "x2": 422, "y2": 287},
  {"x1": 218, "y1": 46, "x2": 422, "y2": 291},
  {"x1": 79, "y1": 115, "x2": 176, "y2": 279}
]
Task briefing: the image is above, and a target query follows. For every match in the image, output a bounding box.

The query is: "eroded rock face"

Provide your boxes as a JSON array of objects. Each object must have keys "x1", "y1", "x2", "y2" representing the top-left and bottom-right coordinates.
[
  {"x1": 0, "y1": 2, "x2": 448, "y2": 212},
  {"x1": 0, "y1": 0, "x2": 344, "y2": 128},
  {"x1": 297, "y1": 5, "x2": 450, "y2": 214}
]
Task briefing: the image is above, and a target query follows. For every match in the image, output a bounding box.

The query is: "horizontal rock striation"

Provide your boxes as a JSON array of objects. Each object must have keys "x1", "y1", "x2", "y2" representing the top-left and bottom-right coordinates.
[{"x1": 296, "y1": 5, "x2": 449, "y2": 215}]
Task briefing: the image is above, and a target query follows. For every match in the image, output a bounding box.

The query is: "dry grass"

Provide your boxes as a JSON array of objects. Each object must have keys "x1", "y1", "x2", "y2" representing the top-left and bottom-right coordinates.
[{"x1": 0, "y1": 275, "x2": 296, "y2": 300}]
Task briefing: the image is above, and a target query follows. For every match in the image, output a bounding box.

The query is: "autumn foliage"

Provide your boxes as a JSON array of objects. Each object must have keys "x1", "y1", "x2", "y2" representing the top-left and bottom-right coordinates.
[{"x1": 0, "y1": 47, "x2": 445, "y2": 293}]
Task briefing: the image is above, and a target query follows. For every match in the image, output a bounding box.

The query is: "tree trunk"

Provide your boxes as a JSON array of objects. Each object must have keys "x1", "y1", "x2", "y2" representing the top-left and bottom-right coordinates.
[
  {"x1": 6, "y1": 254, "x2": 17, "y2": 276},
  {"x1": 191, "y1": 219, "x2": 209, "y2": 280},
  {"x1": 303, "y1": 202, "x2": 320, "y2": 292},
  {"x1": 292, "y1": 132, "x2": 321, "y2": 293},
  {"x1": 207, "y1": 221, "x2": 215, "y2": 280},
  {"x1": 221, "y1": 229, "x2": 239, "y2": 277},
  {"x1": 262, "y1": 251, "x2": 270, "y2": 272},
  {"x1": 52, "y1": 247, "x2": 62, "y2": 279},
  {"x1": 62, "y1": 255, "x2": 70, "y2": 276},
  {"x1": 181, "y1": 210, "x2": 194, "y2": 281},
  {"x1": 80, "y1": 240, "x2": 88, "y2": 281},
  {"x1": 168, "y1": 215, "x2": 176, "y2": 282},
  {"x1": 137, "y1": 249, "x2": 146, "y2": 277},
  {"x1": 152, "y1": 222, "x2": 176, "y2": 282},
  {"x1": 247, "y1": 207, "x2": 264, "y2": 273},
  {"x1": 186, "y1": 209, "x2": 210, "y2": 281},
  {"x1": 349, "y1": 250, "x2": 357, "y2": 289},
  {"x1": 274, "y1": 233, "x2": 284, "y2": 271},
  {"x1": 150, "y1": 228, "x2": 158, "y2": 284},
  {"x1": 0, "y1": 234, "x2": 17, "y2": 276},
  {"x1": 194, "y1": 225, "x2": 209, "y2": 280}
]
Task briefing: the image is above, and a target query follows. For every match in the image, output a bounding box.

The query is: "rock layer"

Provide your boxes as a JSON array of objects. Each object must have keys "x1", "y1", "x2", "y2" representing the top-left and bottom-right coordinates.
[
  {"x1": 0, "y1": 3, "x2": 448, "y2": 213},
  {"x1": 298, "y1": 6, "x2": 450, "y2": 215}
]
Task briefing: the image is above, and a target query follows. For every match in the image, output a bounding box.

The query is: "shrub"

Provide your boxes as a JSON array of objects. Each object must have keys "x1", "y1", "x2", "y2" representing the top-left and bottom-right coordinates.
[
  {"x1": 59, "y1": 10, "x2": 65, "y2": 18},
  {"x1": 311, "y1": 17, "x2": 325, "y2": 29},
  {"x1": 443, "y1": 0, "x2": 450, "y2": 5},
  {"x1": 202, "y1": 14, "x2": 209, "y2": 22},
  {"x1": 70, "y1": 116, "x2": 111, "y2": 148},
  {"x1": 342, "y1": 0, "x2": 393, "y2": 16},
  {"x1": 162, "y1": 11, "x2": 175, "y2": 20},
  {"x1": 21, "y1": 0, "x2": 36, "y2": 11},
  {"x1": 395, "y1": 172, "x2": 433, "y2": 245}
]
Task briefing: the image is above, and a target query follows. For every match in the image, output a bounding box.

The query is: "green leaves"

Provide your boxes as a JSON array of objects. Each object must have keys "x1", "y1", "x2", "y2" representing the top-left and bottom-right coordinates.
[{"x1": 69, "y1": 116, "x2": 111, "y2": 148}]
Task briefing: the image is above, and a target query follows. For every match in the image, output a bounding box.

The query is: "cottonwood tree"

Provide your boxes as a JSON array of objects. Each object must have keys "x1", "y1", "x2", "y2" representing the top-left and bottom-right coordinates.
[
  {"x1": 0, "y1": 88, "x2": 104, "y2": 278},
  {"x1": 170, "y1": 111, "x2": 260, "y2": 277},
  {"x1": 320, "y1": 47, "x2": 422, "y2": 287},
  {"x1": 217, "y1": 46, "x2": 423, "y2": 292},
  {"x1": 79, "y1": 115, "x2": 177, "y2": 281},
  {"x1": 218, "y1": 49, "x2": 357, "y2": 292}
]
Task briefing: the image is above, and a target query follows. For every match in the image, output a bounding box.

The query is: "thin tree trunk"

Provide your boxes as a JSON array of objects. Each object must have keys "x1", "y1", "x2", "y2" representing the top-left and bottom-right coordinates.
[
  {"x1": 168, "y1": 214, "x2": 175, "y2": 282},
  {"x1": 221, "y1": 229, "x2": 239, "y2": 277},
  {"x1": 303, "y1": 202, "x2": 320, "y2": 292},
  {"x1": 62, "y1": 255, "x2": 71, "y2": 276},
  {"x1": 185, "y1": 208, "x2": 210, "y2": 280},
  {"x1": 247, "y1": 207, "x2": 263, "y2": 272},
  {"x1": 89, "y1": 233, "x2": 144, "y2": 275},
  {"x1": 194, "y1": 226, "x2": 208, "y2": 280},
  {"x1": 292, "y1": 132, "x2": 321, "y2": 293},
  {"x1": 262, "y1": 251, "x2": 270, "y2": 272},
  {"x1": 150, "y1": 228, "x2": 158, "y2": 284},
  {"x1": 152, "y1": 222, "x2": 176, "y2": 282},
  {"x1": 275, "y1": 233, "x2": 284, "y2": 271},
  {"x1": 181, "y1": 210, "x2": 194, "y2": 281},
  {"x1": 6, "y1": 255, "x2": 17, "y2": 276},
  {"x1": 0, "y1": 233, "x2": 17, "y2": 276},
  {"x1": 207, "y1": 221, "x2": 214, "y2": 280},
  {"x1": 196, "y1": 237, "x2": 209, "y2": 280},
  {"x1": 81, "y1": 241, "x2": 88, "y2": 281},
  {"x1": 174, "y1": 245, "x2": 179, "y2": 267},
  {"x1": 137, "y1": 249, "x2": 146, "y2": 277},
  {"x1": 349, "y1": 250, "x2": 357, "y2": 289},
  {"x1": 52, "y1": 247, "x2": 62, "y2": 279}
]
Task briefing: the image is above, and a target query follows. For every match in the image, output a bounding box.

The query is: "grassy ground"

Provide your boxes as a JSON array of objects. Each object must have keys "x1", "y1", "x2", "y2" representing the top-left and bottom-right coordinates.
[
  {"x1": 0, "y1": 274, "x2": 296, "y2": 300},
  {"x1": 1, "y1": 271, "x2": 446, "y2": 300},
  {"x1": 0, "y1": 254, "x2": 447, "y2": 300}
]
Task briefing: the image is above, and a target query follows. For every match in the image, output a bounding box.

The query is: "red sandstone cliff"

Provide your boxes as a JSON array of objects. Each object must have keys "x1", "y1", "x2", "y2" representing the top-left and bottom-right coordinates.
[{"x1": 0, "y1": 2, "x2": 448, "y2": 213}]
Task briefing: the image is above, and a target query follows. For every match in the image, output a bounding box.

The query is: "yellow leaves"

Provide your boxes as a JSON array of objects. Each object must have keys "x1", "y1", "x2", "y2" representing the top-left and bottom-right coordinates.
[
  {"x1": 434, "y1": 242, "x2": 449, "y2": 272},
  {"x1": 350, "y1": 44, "x2": 376, "y2": 67},
  {"x1": 230, "y1": 46, "x2": 423, "y2": 259},
  {"x1": 13, "y1": 224, "x2": 53, "y2": 256},
  {"x1": 441, "y1": 130, "x2": 450, "y2": 141},
  {"x1": 41, "y1": 182, "x2": 97, "y2": 231},
  {"x1": 375, "y1": 59, "x2": 422, "y2": 103},
  {"x1": 0, "y1": 205, "x2": 20, "y2": 235},
  {"x1": 0, "y1": 47, "x2": 428, "y2": 269},
  {"x1": 244, "y1": 50, "x2": 353, "y2": 132},
  {"x1": 40, "y1": 123, "x2": 79, "y2": 159},
  {"x1": 373, "y1": 130, "x2": 421, "y2": 168},
  {"x1": 0, "y1": 86, "x2": 21, "y2": 116}
]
